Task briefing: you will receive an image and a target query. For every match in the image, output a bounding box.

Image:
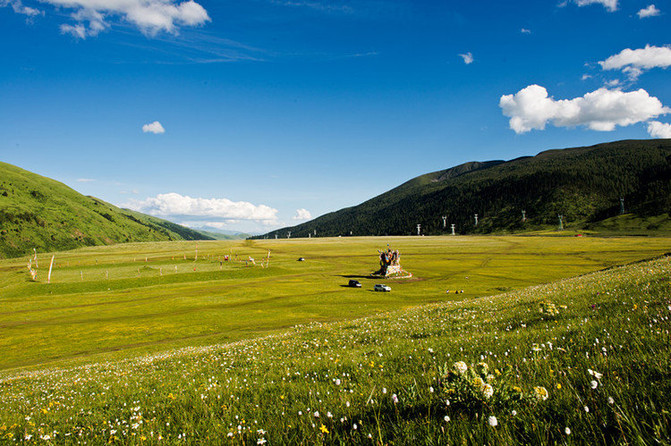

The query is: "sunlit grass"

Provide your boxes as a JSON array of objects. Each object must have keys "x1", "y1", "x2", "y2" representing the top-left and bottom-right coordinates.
[{"x1": 0, "y1": 251, "x2": 669, "y2": 444}]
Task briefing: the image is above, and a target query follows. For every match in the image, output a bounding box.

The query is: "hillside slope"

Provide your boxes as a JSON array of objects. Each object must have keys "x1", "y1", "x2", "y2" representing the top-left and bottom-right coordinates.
[
  {"x1": 0, "y1": 162, "x2": 211, "y2": 258},
  {"x1": 261, "y1": 139, "x2": 671, "y2": 238}
]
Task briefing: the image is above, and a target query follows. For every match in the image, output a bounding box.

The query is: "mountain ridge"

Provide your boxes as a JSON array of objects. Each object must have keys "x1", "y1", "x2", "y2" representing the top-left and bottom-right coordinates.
[
  {"x1": 0, "y1": 161, "x2": 212, "y2": 258},
  {"x1": 258, "y1": 139, "x2": 671, "y2": 238}
]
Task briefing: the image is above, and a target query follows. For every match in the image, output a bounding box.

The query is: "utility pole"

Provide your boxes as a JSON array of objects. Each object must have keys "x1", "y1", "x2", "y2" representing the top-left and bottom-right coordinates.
[
  {"x1": 287, "y1": 231, "x2": 291, "y2": 239},
  {"x1": 442, "y1": 216, "x2": 447, "y2": 229},
  {"x1": 314, "y1": 229, "x2": 317, "y2": 236},
  {"x1": 522, "y1": 210, "x2": 526, "y2": 222},
  {"x1": 620, "y1": 198, "x2": 625, "y2": 214},
  {"x1": 474, "y1": 214, "x2": 478, "y2": 226},
  {"x1": 451, "y1": 224, "x2": 456, "y2": 236},
  {"x1": 558, "y1": 215, "x2": 563, "y2": 231},
  {"x1": 275, "y1": 234, "x2": 278, "y2": 239},
  {"x1": 417, "y1": 224, "x2": 421, "y2": 236}
]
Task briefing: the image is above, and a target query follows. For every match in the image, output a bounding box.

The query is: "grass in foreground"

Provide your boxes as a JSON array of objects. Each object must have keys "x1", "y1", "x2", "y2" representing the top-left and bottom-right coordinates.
[{"x1": 0, "y1": 255, "x2": 669, "y2": 444}]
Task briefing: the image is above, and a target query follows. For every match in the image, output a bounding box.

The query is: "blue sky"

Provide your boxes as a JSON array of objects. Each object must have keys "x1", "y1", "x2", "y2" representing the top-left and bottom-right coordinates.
[{"x1": 1, "y1": 0, "x2": 669, "y2": 233}]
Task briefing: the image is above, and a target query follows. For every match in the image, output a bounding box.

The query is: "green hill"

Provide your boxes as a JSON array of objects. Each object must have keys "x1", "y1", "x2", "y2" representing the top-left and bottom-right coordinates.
[
  {"x1": 260, "y1": 139, "x2": 671, "y2": 238},
  {"x1": 0, "y1": 161, "x2": 212, "y2": 258}
]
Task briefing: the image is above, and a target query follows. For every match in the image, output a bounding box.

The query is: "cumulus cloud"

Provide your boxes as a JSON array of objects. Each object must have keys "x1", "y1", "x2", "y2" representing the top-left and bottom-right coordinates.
[
  {"x1": 574, "y1": 0, "x2": 618, "y2": 11},
  {"x1": 8, "y1": 0, "x2": 209, "y2": 38},
  {"x1": 142, "y1": 121, "x2": 165, "y2": 134},
  {"x1": 292, "y1": 208, "x2": 312, "y2": 220},
  {"x1": 0, "y1": 0, "x2": 40, "y2": 16},
  {"x1": 647, "y1": 121, "x2": 671, "y2": 138},
  {"x1": 520, "y1": 28, "x2": 531, "y2": 34},
  {"x1": 127, "y1": 192, "x2": 279, "y2": 223},
  {"x1": 637, "y1": 4, "x2": 660, "y2": 18},
  {"x1": 500, "y1": 84, "x2": 669, "y2": 133},
  {"x1": 76, "y1": 178, "x2": 96, "y2": 182},
  {"x1": 458, "y1": 52, "x2": 474, "y2": 64},
  {"x1": 599, "y1": 45, "x2": 671, "y2": 80}
]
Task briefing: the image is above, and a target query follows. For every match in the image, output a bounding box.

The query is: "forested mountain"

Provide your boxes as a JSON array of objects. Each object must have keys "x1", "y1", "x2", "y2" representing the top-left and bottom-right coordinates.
[
  {"x1": 0, "y1": 162, "x2": 211, "y2": 258},
  {"x1": 259, "y1": 140, "x2": 671, "y2": 238}
]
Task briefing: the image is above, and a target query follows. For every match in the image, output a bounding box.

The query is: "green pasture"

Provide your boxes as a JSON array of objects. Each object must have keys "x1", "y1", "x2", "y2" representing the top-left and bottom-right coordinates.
[{"x1": 0, "y1": 235, "x2": 669, "y2": 371}]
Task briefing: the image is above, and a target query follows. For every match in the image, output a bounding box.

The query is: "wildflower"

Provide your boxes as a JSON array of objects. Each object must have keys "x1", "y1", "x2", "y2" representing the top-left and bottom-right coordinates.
[
  {"x1": 590, "y1": 380, "x2": 598, "y2": 389},
  {"x1": 565, "y1": 427, "x2": 571, "y2": 435},
  {"x1": 257, "y1": 439, "x2": 267, "y2": 445},
  {"x1": 392, "y1": 394, "x2": 399, "y2": 404},
  {"x1": 584, "y1": 406, "x2": 589, "y2": 413},
  {"x1": 472, "y1": 377, "x2": 485, "y2": 391},
  {"x1": 429, "y1": 386, "x2": 434, "y2": 393},
  {"x1": 319, "y1": 425, "x2": 329, "y2": 434},
  {"x1": 608, "y1": 397, "x2": 614, "y2": 405},
  {"x1": 557, "y1": 384, "x2": 561, "y2": 389},
  {"x1": 483, "y1": 384, "x2": 494, "y2": 399},
  {"x1": 588, "y1": 369, "x2": 603, "y2": 379},
  {"x1": 353, "y1": 423, "x2": 358, "y2": 430},
  {"x1": 511, "y1": 410, "x2": 517, "y2": 416},
  {"x1": 453, "y1": 361, "x2": 468, "y2": 374},
  {"x1": 335, "y1": 379, "x2": 341, "y2": 386},
  {"x1": 382, "y1": 387, "x2": 387, "y2": 394},
  {"x1": 533, "y1": 386, "x2": 549, "y2": 401},
  {"x1": 477, "y1": 362, "x2": 489, "y2": 375},
  {"x1": 314, "y1": 411, "x2": 320, "y2": 418},
  {"x1": 444, "y1": 415, "x2": 450, "y2": 422},
  {"x1": 488, "y1": 416, "x2": 498, "y2": 427}
]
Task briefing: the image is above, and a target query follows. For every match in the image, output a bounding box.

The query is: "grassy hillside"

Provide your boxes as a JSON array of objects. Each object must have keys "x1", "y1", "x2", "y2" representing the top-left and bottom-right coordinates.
[
  {"x1": 261, "y1": 139, "x2": 671, "y2": 238},
  {"x1": 0, "y1": 250, "x2": 668, "y2": 444},
  {"x1": 0, "y1": 162, "x2": 211, "y2": 258}
]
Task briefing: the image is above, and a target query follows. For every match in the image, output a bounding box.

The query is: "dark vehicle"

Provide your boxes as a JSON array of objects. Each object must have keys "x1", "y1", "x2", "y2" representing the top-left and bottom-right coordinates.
[
  {"x1": 297, "y1": 257, "x2": 305, "y2": 261},
  {"x1": 348, "y1": 280, "x2": 362, "y2": 288}
]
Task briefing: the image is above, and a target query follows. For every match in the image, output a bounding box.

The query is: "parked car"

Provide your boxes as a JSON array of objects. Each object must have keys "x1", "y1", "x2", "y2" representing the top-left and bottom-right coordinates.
[
  {"x1": 348, "y1": 280, "x2": 362, "y2": 288},
  {"x1": 374, "y1": 284, "x2": 391, "y2": 292},
  {"x1": 297, "y1": 257, "x2": 305, "y2": 261}
]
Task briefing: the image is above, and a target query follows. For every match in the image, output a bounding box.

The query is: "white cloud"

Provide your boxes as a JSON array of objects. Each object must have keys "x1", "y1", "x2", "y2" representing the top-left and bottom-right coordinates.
[
  {"x1": 500, "y1": 84, "x2": 669, "y2": 133},
  {"x1": 126, "y1": 192, "x2": 279, "y2": 223},
  {"x1": 637, "y1": 4, "x2": 660, "y2": 18},
  {"x1": 647, "y1": 121, "x2": 671, "y2": 138},
  {"x1": 581, "y1": 74, "x2": 592, "y2": 80},
  {"x1": 574, "y1": 0, "x2": 618, "y2": 11},
  {"x1": 8, "y1": 0, "x2": 209, "y2": 38},
  {"x1": 520, "y1": 28, "x2": 531, "y2": 34},
  {"x1": 0, "y1": 0, "x2": 41, "y2": 16},
  {"x1": 599, "y1": 45, "x2": 671, "y2": 79},
  {"x1": 142, "y1": 121, "x2": 165, "y2": 134},
  {"x1": 292, "y1": 208, "x2": 312, "y2": 220},
  {"x1": 458, "y1": 52, "x2": 474, "y2": 64},
  {"x1": 76, "y1": 178, "x2": 96, "y2": 182}
]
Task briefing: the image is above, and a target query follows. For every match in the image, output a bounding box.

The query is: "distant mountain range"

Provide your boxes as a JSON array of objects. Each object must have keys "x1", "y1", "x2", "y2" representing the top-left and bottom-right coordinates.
[
  {"x1": 258, "y1": 139, "x2": 671, "y2": 238},
  {"x1": 0, "y1": 161, "x2": 212, "y2": 258}
]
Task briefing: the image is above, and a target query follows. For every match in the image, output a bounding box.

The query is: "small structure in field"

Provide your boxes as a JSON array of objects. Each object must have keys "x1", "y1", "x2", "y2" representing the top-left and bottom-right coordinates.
[{"x1": 371, "y1": 246, "x2": 412, "y2": 278}]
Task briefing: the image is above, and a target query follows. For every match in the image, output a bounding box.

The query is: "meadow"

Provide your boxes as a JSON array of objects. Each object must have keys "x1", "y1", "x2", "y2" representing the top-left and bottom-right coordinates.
[
  {"x1": 0, "y1": 236, "x2": 668, "y2": 444},
  {"x1": 0, "y1": 236, "x2": 669, "y2": 372}
]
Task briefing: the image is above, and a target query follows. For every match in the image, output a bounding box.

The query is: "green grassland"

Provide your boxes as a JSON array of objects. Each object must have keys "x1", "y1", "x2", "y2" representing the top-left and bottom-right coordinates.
[
  {"x1": 0, "y1": 235, "x2": 669, "y2": 373},
  {"x1": 0, "y1": 237, "x2": 669, "y2": 444}
]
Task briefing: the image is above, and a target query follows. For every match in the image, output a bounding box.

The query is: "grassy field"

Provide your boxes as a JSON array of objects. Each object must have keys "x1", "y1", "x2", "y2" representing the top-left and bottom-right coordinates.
[
  {"x1": 0, "y1": 237, "x2": 669, "y2": 444},
  {"x1": 0, "y1": 236, "x2": 670, "y2": 373}
]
